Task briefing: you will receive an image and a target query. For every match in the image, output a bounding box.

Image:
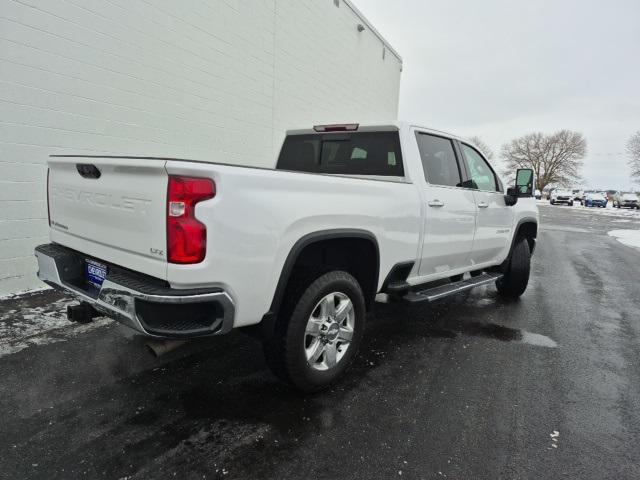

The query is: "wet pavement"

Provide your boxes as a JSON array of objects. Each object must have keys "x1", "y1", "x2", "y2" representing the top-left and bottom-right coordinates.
[{"x1": 1, "y1": 204, "x2": 640, "y2": 479}]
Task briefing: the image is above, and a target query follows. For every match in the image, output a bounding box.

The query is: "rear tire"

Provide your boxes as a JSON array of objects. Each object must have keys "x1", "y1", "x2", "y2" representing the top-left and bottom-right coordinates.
[
  {"x1": 263, "y1": 271, "x2": 366, "y2": 393},
  {"x1": 496, "y1": 238, "x2": 531, "y2": 299}
]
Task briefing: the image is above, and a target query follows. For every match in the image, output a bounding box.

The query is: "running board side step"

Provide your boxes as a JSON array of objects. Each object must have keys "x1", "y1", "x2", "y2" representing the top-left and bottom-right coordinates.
[{"x1": 403, "y1": 272, "x2": 503, "y2": 303}]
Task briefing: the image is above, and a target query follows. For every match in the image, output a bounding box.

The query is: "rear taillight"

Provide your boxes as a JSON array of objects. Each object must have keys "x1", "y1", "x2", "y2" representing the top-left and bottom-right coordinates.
[
  {"x1": 167, "y1": 176, "x2": 215, "y2": 264},
  {"x1": 46, "y1": 168, "x2": 51, "y2": 226}
]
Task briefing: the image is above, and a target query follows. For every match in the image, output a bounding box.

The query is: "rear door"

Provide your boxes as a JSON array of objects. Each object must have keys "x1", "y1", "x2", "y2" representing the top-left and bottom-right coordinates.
[
  {"x1": 415, "y1": 132, "x2": 477, "y2": 277},
  {"x1": 47, "y1": 156, "x2": 169, "y2": 279},
  {"x1": 458, "y1": 142, "x2": 514, "y2": 265}
]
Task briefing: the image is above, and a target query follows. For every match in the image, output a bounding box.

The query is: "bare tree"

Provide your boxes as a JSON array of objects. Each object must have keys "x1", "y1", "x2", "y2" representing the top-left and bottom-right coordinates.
[
  {"x1": 467, "y1": 136, "x2": 495, "y2": 161},
  {"x1": 627, "y1": 131, "x2": 640, "y2": 182},
  {"x1": 501, "y1": 130, "x2": 586, "y2": 192}
]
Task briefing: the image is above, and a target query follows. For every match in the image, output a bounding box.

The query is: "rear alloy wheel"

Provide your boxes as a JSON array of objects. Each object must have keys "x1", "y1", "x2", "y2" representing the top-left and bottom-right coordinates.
[
  {"x1": 304, "y1": 292, "x2": 355, "y2": 372},
  {"x1": 263, "y1": 271, "x2": 365, "y2": 392},
  {"x1": 496, "y1": 237, "x2": 531, "y2": 298}
]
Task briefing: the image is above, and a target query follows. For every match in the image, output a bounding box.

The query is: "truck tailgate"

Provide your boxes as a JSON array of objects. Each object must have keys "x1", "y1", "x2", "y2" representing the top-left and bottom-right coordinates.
[{"x1": 47, "y1": 156, "x2": 168, "y2": 280}]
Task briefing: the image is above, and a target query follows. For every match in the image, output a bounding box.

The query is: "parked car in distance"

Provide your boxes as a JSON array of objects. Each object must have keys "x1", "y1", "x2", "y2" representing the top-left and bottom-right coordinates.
[
  {"x1": 534, "y1": 189, "x2": 542, "y2": 200},
  {"x1": 613, "y1": 192, "x2": 640, "y2": 209},
  {"x1": 550, "y1": 189, "x2": 574, "y2": 206},
  {"x1": 580, "y1": 190, "x2": 606, "y2": 205},
  {"x1": 579, "y1": 190, "x2": 594, "y2": 205},
  {"x1": 583, "y1": 192, "x2": 607, "y2": 208},
  {"x1": 35, "y1": 122, "x2": 539, "y2": 392},
  {"x1": 605, "y1": 190, "x2": 618, "y2": 203}
]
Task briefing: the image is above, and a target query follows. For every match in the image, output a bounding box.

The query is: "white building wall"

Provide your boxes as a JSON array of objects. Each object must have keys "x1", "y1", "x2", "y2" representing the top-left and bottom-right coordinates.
[{"x1": 0, "y1": 0, "x2": 402, "y2": 295}]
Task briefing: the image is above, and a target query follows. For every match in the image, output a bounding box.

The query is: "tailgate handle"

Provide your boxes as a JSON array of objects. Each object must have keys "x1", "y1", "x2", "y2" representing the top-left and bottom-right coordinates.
[{"x1": 76, "y1": 164, "x2": 101, "y2": 179}]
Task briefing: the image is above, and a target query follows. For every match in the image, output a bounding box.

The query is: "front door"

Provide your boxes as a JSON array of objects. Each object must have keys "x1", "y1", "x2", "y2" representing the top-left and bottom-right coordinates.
[
  {"x1": 415, "y1": 132, "x2": 477, "y2": 277},
  {"x1": 459, "y1": 142, "x2": 513, "y2": 265}
]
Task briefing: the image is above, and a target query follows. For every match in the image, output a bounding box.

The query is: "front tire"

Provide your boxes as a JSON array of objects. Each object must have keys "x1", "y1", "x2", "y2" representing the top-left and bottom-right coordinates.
[
  {"x1": 496, "y1": 237, "x2": 531, "y2": 299},
  {"x1": 263, "y1": 271, "x2": 366, "y2": 392}
]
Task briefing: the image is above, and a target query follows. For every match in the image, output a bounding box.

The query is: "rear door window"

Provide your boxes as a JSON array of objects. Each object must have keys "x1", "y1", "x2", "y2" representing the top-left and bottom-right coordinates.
[
  {"x1": 277, "y1": 132, "x2": 404, "y2": 176},
  {"x1": 415, "y1": 133, "x2": 462, "y2": 187}
]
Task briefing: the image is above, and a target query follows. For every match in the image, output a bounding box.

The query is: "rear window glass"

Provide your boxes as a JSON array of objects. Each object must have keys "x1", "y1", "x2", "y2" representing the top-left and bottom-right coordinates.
[
  {"x1": 415, "y1": 133, "x2": 462, "y2": 188},
  {"x1": 276, "y1": 132, "x2": 404, "y2": 176}
]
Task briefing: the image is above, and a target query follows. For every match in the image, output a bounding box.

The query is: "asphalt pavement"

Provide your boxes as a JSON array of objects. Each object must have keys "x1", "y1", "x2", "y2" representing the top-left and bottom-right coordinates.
[{"x1": 1, "y1": 203, "x2": 639, "y2": 479}]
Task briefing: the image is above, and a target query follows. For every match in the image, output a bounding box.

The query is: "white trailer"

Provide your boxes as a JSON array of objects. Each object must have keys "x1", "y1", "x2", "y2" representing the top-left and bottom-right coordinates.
[{"x1": 0, "y1": 0, "x2": 402, "y2": 295}]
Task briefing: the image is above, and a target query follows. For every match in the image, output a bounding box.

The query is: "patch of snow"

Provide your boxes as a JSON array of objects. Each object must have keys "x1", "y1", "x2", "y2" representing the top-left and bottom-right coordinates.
[
  {"x1": 607, "y1": 229, "x2": 640, "y2": 250},
  {"x1": 0, "y1": 297, "x2": 113, "y2": 358},
  {"x1": 569, "y1": 204, "x2": 640, "y2": 218},
  {"x1": 0, "y1": 285, "x2": 51, "y2": 301},
  {"x1": 540, "y1": 202, "x2": 640, "y2": 218}
]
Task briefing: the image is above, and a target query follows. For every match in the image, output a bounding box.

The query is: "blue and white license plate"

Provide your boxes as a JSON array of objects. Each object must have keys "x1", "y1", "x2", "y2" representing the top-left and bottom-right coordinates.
[{"x1": 85, "y1": 259, "x2": 107, "y2": 288}]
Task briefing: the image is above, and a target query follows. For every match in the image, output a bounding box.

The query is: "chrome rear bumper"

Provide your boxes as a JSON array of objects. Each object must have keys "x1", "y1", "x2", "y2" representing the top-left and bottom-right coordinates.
[{"x1": 35, "y1": 244, "x2": 235, "y2": 338}]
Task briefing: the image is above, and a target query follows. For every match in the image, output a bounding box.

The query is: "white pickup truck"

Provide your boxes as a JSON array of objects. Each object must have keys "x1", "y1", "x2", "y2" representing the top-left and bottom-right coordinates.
[{"x1": 36, "y1": 122, "x2": 538, "y2": 391}]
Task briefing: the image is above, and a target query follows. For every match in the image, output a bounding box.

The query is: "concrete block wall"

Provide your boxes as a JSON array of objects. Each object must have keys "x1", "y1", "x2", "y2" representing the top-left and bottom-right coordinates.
[{"x1": 0, "y1": 0, "x2": 402, "y2": 295}]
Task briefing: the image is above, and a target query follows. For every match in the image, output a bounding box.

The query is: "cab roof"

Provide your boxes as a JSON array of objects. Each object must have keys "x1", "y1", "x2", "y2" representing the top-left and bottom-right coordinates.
[{"x1": 285, "y1": 121, "x2": 474, "y2": 145}]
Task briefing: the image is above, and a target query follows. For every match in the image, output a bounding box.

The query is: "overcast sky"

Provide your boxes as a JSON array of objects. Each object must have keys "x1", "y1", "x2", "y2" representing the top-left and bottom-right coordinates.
[{"x1": 352, "y1": 0, "x2": 640, "y2": 189}]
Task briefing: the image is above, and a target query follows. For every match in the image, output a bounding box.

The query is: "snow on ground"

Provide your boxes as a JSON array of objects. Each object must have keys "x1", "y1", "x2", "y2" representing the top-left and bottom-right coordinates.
[
  {"x1": 539, "y1": 201, "x2": 640, "y2": 220},
  {"x1": 0, "y1": 285, "x2": 51, "y2": 301},
  {"x1": 575, "y1": 206, "x2": 640, "y2": 219},
  {"x1": 0, "y1": 295, "x2": 113, "y2": 358},
  {"x1": 608, "y1": 230, "x2": 640, "y2": 250}
]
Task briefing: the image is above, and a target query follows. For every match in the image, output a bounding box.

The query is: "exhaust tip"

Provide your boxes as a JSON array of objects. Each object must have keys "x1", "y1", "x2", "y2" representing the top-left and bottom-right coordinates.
[{"x1": 145, "y1": 340, "x2": 187, "y2": 357}]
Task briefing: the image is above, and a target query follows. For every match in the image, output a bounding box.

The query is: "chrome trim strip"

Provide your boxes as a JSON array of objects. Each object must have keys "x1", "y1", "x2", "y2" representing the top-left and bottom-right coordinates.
[{"x1": 35, "y1": 249, "x2": 235, "y2": 338}]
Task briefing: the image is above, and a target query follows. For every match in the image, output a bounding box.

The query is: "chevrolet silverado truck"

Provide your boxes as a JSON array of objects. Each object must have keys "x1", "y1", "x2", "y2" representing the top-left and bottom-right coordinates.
[{"x1": 35, "y1": 122, "x2": 538, "y2": 392}]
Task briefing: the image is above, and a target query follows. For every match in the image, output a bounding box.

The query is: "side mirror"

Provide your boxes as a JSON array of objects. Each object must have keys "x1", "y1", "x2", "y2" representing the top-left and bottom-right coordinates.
[
  {"x1": 515, "y1": 168, "x2": 534, "y2": 197},
  {"x1": 505, "y1": 187, "x2": 518, "y2": 206}
]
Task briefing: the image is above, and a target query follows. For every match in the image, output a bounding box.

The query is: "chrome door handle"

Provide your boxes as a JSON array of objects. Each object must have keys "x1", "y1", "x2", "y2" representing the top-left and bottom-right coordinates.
[
  {"x1": 478, "y1": 202, "x2": 489, "y2": 209},
  {"x1": 428, "y1": 200, "x2": 445, "y2": 207}
]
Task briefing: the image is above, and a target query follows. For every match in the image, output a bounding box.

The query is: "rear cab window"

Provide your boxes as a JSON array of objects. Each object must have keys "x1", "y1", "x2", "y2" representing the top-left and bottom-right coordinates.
[
  {"x1": 414, "y1": 132, "x2": 463, "y2": 187},
  {"x1": 276, "y1": 131, "x2": 404, "y2": 177}
]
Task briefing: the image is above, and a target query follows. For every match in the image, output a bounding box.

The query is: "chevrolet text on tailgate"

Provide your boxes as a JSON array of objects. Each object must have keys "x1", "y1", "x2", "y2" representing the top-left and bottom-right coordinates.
[{"x1": 36, "y1": 122, "x2": 538, "y2": 392}]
